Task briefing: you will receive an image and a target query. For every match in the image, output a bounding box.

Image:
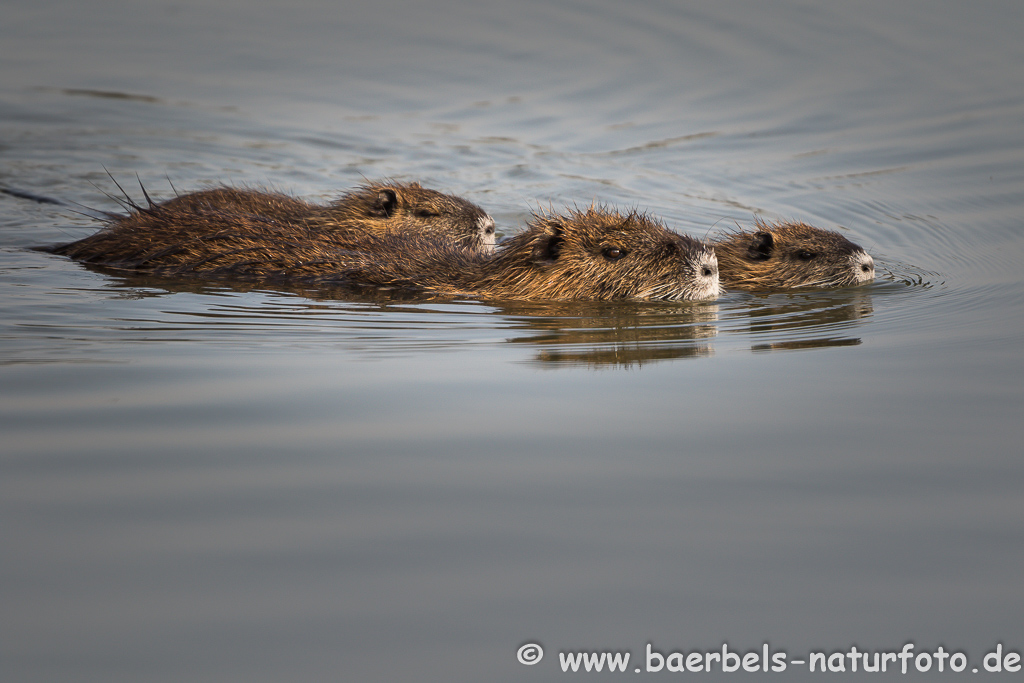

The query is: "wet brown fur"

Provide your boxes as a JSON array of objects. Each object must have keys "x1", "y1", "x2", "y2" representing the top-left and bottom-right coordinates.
[
  {"x1": 54, "y1": 206, "x2": 721, "y2": 302},
  {"x1": 714, "y1": 219, "x2": 874, "y2": 290},
  {"x1": 288, "y1": 207, "x2": 721, "y2": 302},
  {"x1": 50, "y1": 181, "x2": 496, "y2": 267}
]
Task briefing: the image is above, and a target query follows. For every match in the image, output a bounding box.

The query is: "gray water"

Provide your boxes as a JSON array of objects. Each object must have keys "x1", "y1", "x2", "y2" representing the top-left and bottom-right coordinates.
[{"x1": 2, "y1": 0, "x2": 1023, "y2": 681}]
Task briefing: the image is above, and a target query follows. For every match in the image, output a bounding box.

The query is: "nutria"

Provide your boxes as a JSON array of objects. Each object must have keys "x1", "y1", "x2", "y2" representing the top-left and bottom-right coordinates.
[
  {"x1": 49, "y1": 180, "x2": 497, "y2": 267},
  {"x1": 713, "y1": 220, "x2": 874, "y2": 290},
  {"x1": 58, "y1": 206, "x2": 719, "y2": 302},
  {"x1": 315, "y1": 207, "x2": 721, "y2": 302}
]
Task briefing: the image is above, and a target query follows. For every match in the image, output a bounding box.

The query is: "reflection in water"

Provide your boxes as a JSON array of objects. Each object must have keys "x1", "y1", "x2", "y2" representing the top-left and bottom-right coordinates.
[
  {"x1": 751, "y1": 336, "x2": 861, "y2": 352},
  {"x1": 723, "y1": 286, "x2": 874, "y2": 352},
  {"x1": 494, "y1": 300, "x2": 719, "y2": 368},
  {"x1": 76, "y1": 267, "x2": 888, "y2": 365},
  {"x1": 85, "y1": 268, "x2": 723, "y2": 367}
]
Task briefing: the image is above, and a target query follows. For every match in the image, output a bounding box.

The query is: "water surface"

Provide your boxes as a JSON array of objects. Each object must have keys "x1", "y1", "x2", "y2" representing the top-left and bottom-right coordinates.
[{"x1": 2, "y1": 0, "x2": 1023, "y2": 681}]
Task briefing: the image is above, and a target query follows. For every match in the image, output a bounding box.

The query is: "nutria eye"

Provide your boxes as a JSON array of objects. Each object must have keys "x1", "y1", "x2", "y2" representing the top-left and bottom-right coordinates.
[
  {"x1": 414, "y1": 209, "x2": 440, "y2": 218},
  {"x1": 602, "y1": 246, "x2": 627, "y2": 260},
  {"x1": 796, "y1": 250, "x2": 816, "y2": 260}
]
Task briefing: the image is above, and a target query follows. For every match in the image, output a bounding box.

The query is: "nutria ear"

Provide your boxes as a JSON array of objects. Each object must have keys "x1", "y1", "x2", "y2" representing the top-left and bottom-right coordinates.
[
  {"x1": 531, "y1": 229, "x2": 564, "y2": 263},
  {"x1": 746, "y1": 231, "x2": 774, "y2": 260},
  {"x1": 375, "y1": 189, "x2": 399, "y2": 218}
]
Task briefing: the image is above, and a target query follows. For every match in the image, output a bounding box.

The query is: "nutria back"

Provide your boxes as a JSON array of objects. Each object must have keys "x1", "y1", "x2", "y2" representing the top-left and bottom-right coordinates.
[
  {"x1": 154, "y1": 187, "x2": 311, "y2": 222},
  {"x1": 329, "y1": 207, "x2": 721, "y2": 302},
  {"x1": 714, "y1": 220, "x2": 874, "y2": 290},
  {"x1": 50, "y1": 180, "x2": 496, "y2": 269}
]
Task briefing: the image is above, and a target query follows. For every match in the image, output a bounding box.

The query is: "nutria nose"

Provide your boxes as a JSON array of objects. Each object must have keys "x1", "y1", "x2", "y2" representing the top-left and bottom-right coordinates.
[
  {"x1": 701, "y1": 258, "x2": 718, "y2": 278},
  {"x1": 478, "y1": 215, "x2": 498, "y2": 250},
  {"x1": 853, "y1": 253, "x2": 875, "y2": 283}
]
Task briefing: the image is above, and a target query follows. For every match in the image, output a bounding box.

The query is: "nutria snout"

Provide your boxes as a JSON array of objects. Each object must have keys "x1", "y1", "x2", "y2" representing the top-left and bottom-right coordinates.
[
  {"x1": 49, "y1": 180, "x2": 496, "y2": 269},
  {"x1": 713, "y1": 220, "x2": 874, "y2": 290},
  {"x1": 329, "y1": 207, "x2": 721, "y2": 302}
]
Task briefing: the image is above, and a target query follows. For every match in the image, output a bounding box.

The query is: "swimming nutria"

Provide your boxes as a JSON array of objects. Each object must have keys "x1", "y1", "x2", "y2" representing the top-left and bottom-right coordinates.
[
  {"x1": 57, "y1": 206, "x2": 719, "y2": 302},
  {"x1": 49, "y1": 181, "x2": 497, "y2": 267},
  {"x1": 714, "y1": 220, "x2": 874, "y2": 290},
  {"x1": 318, "y1": 207, "x2": 721, "y2": 302}
]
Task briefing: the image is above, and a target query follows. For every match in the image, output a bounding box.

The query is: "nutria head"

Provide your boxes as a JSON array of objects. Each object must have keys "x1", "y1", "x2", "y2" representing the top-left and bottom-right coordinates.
[
  {"x1": 319, "y1": 181, "x2": 496, "y2": 252},
  {"x1": 474, "y1": 207, "x2": 720, "y2": 301},
  {"x1": 714, "y1": 219, "x2": 874, "y2": 290}
]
